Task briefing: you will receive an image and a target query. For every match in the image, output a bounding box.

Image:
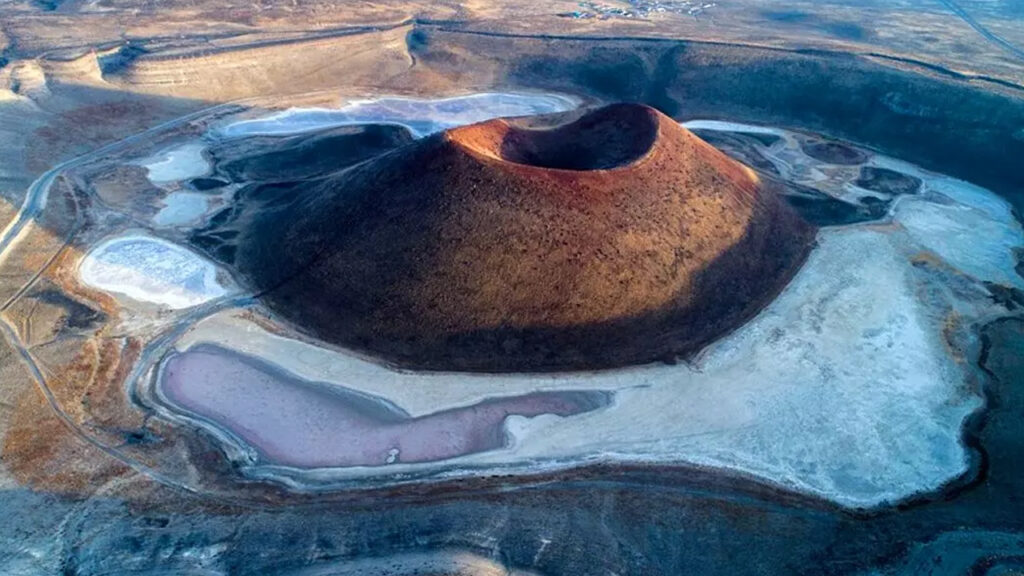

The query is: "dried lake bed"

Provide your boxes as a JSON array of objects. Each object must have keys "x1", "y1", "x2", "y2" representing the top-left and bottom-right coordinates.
[{"x1": 40, "y1": 92, "x2": 1019, "y2": 509}]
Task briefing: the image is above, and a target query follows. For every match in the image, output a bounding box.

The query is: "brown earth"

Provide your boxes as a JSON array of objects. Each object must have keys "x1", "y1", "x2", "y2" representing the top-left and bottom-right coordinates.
[{"x1": 238, "y1": 103, "x2": 816, "y2": 372}]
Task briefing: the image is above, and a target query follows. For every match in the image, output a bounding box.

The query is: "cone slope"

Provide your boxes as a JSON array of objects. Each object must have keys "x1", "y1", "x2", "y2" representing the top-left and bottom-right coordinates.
[{"x1": 237, "y1": 103, "x2": 816, "y2": 372}]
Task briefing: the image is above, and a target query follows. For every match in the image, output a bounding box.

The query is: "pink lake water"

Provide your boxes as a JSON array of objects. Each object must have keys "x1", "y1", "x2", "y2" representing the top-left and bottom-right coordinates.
[{"x1": 158, "y1": 345, "x2": 609, "y2": 468}]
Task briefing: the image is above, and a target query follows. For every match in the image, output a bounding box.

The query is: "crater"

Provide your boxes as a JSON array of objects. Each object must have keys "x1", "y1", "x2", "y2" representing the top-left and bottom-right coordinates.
[
  {"x1": 451, "y1": 103, "x2": 658, "y2": 171},
  {"x1": 234, "y1": 103, "x2": 816, "y2": 372}
]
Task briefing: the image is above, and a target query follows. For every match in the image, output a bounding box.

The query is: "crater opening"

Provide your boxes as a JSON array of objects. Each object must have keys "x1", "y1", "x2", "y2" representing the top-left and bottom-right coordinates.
[
  {"x1": 236, "y1": 103, "x2": 816, "y2": 372},
  {"x1": 451, "y1": 103, "x2": 660, "y2": 171}
]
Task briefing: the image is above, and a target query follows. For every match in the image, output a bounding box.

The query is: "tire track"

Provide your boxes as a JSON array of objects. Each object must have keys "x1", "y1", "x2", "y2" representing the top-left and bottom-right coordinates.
[{"x1": 937, "y1": 0, "x2": 1024, "y2": 63}]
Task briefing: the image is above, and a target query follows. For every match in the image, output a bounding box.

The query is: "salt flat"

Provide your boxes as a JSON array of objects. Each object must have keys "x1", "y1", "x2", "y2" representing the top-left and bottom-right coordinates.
[
  {"x1": 215, "y1": 93, "x2": 579, "y2": 139},
  {"x1": 136, "y1": 142, "x2": 210, "y2": 184},
  {"x1": 79, "y1": 234, "x2": 228, "y2": 309},
  {"x1": 153, "y1": 191, "x2": 211, "y2": 227}
]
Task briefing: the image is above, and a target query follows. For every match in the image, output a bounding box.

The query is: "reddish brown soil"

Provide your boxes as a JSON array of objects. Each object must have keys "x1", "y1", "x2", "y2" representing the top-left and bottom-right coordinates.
[
  {"x1": 2, "y1": 337, "x2": 136, "y2": 495},
  {"x1": 238, "y1": 103, "x2": 816, "y2": 371}
]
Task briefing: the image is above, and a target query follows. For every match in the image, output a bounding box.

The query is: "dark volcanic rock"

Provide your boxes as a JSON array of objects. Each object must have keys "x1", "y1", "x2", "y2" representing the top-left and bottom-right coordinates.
[
  {"x1": 784, "y1": 184, "x2": 892, "y2": 226},
  {"x1": 855, "y1": 166, "x2": 922, "y2": 196},
  {"x1": 237, "y1": 104, "x2": 816, "y2": 372},
  {"x1": 189, "y1": 177, "x2": 230, "y2": 191},
  {"x1": 800, "y1": 138, "x2": 869, "y2": 165},
  {"x1": 216, "y1": 124, "x2": 413, "y2": 183},
  {"x1": 690, "y1": 129, "x2": 781, "y2": 175}
]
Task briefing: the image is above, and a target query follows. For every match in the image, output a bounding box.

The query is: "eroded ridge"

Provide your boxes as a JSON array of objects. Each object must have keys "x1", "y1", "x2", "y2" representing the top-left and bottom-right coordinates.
[{"x1": 449, "y1": 102, "x2": 658, "y2": 170}]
